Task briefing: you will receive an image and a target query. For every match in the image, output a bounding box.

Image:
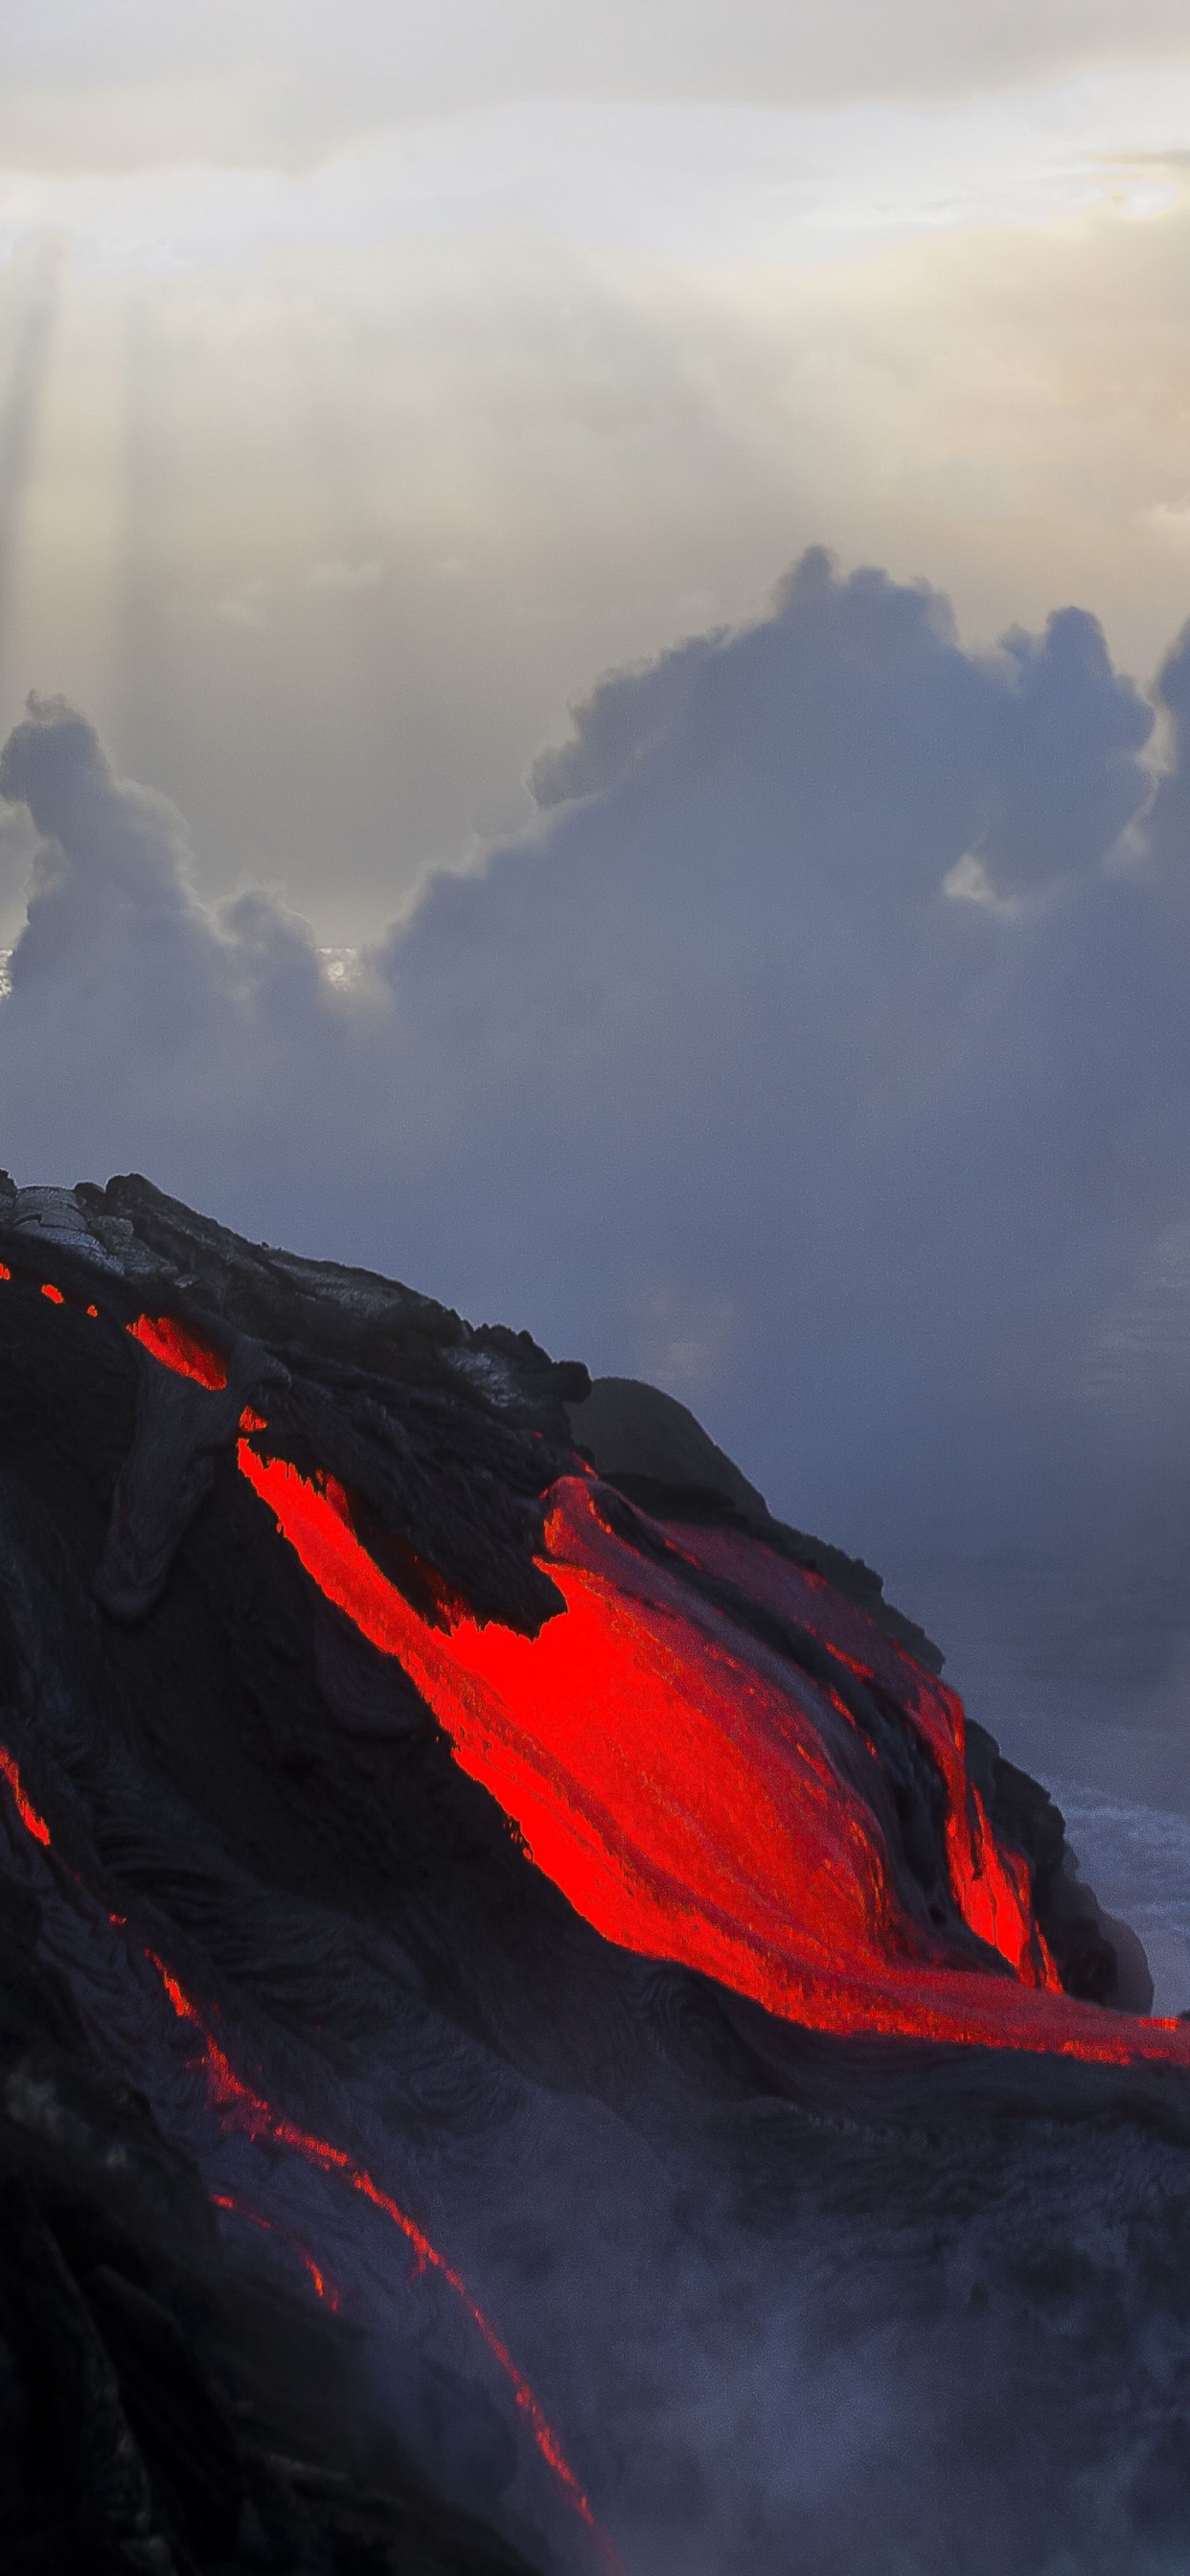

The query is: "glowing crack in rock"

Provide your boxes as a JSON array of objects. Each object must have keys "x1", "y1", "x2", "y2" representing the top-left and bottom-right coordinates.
[
  {"x1": 0, "y1": 1738, "x2": 613, "y2": 2564},
  {"x1": 211, "y1": 2190, "x2": 340, "y2": 2310},
  {"x1": 0, "y1": 1746, "x2": 50, "y2": 1846},
  {"x1": 127, "y1": 1312, "x2": 229, "y2": 1389},
  {"x1": 143, "y1": 1949, "x2": 608, "y2": 2551}
]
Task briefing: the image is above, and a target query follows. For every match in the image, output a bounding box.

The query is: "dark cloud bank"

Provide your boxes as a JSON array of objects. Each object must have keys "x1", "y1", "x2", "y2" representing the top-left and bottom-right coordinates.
[{"x1": 4, "y1": 546, "x2": 1190, "y2": 1569}]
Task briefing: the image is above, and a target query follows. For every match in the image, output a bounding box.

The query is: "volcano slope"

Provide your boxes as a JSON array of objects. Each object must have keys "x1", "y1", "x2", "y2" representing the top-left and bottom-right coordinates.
[{"x1": 1, "y1": 1175, "x2": 1190, "y2": 2575}]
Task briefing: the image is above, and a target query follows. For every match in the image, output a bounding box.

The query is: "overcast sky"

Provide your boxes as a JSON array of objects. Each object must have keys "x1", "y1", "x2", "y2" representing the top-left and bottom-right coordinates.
[{"x1": 4, "y1": 3, "x2": 1190, "y2": 1580}]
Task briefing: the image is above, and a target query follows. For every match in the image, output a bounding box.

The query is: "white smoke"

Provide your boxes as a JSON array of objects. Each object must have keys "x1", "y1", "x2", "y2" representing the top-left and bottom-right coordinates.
[{"x1": 3, "y1": 549, "x2": 1190, "y2": 1569}]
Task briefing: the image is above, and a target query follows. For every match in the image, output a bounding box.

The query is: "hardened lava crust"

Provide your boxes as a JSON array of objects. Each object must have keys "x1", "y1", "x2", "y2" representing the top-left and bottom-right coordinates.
[{"x1": 0, "y1": 1170, "x2": 1188, "y2": 2576}]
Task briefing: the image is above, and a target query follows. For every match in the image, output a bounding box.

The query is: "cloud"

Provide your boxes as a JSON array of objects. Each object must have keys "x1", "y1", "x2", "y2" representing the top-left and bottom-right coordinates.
[
  {"x1": 304, "y1": 557, "x2": 384, "y2": 595},
  {"x1": 214, "y1": 575, "x2": 271, "y2": 632},
  {"x1": 11, "y1": 181, "x2": 1190, "y2": 954},
  {"x1": 5, "y1": 3, "x2": 1190, "y2": 171},
  {"x1": 0, "y1": 236, "x2": 61, "y2": 705},
  {"x1": 1, "y1": 554, "x2": 1188, "y2": 1569},
  {"x1": 213, "y1": 561, "x2": 385, "y2": 632}
]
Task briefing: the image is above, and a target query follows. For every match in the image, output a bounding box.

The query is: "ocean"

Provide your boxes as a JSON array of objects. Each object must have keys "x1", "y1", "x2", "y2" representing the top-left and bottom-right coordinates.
[{"x1": 886, "y1": 1550, "x2": 1190, "y2": 2015}]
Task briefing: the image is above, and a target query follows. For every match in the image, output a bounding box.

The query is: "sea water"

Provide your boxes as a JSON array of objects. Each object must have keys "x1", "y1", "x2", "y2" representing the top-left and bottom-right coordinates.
[{"x1": 886, "y1": 1551, "x2": 1190, "y2": 2015}]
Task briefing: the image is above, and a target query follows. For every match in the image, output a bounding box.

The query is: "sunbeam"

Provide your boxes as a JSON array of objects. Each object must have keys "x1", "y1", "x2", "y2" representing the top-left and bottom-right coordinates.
[{"x1": 0, "y1": 232, "x2": 61, "y2": 718}]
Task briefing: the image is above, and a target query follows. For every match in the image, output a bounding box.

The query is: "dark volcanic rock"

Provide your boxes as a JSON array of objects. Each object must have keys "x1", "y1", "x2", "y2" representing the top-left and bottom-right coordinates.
[
  {"x1": 0, "y1": 1893, "x2": 535, "y2": 2576},
  {"x1": 567, "y1": 1370, "x2": 946, "y2": 1671},
  {"x1": 0, "y1": 1171, "x2": 1183, "y2": 2576}
]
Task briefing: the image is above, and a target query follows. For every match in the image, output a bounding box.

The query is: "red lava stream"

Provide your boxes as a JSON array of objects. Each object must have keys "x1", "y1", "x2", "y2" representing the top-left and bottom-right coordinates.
[
  {"x1": 123, "y1": 1306, "x2": 1190, "y2": 2064},
  {"x1": 8, "y1": 1281, "x2": 1190, "y2": 2565},
  {"x1": 0, "y1": 1738, "x2": 613, "y2": 2564},
  {"x1": 0, "y1": 1294, "x2": 616, "y2": 2560}
]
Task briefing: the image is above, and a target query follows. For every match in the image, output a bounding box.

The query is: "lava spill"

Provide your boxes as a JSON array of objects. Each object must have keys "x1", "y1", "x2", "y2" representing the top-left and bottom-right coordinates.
[
  {"x1": 663, "y1": 1520, "x2": 1064, "y2": 1989},
  {"x1": 0, "y1": 1745, "x2": 50, "y2": 1846},
  {"x1": 127, "y1": 1312, "x2": 229, "y2": 1389},
  {"x1": 211, "y1": 2191, "x2": 340, "y2": 2311},
  {"x1": 0, "y1": 1735, "x2": 613, "y2": 2564},
  {"x1": 142, "y1": 1949, "x2": 608, "y2": 2549},
  {"x1": 31, "y1": 1300, "x2": 1190, "y2": 2073},
  {"x1": 236, "y1": 1441, "x2": 1190, "y2": 2063}
]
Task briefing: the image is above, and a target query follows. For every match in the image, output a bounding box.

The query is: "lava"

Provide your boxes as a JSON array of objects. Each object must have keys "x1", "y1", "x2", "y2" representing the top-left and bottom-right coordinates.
[
  {"x1": 0, "y1": 1733, "x2": 611, "y2": 2563},
  {"x1": 127, "y1": 1312, "x2": 229, "y2": 1389},
  {"x1": 235, "y1": 1440, "x2": 1190, "y2": 2067},
  {"x1": 93, "y1": 1310, "x2": 1190, "y2": 2068},
  {"x1": 211, "y1": 2192, "x2": 339, "y2": 2310},
  {"x1": 0, "y1": 1746, "x2": 50, "y2": 1846},
  {"x1": 145, "y1": 1950, "x2": 609, "y2": 2551},
  {"x1": 661, "y1": 1519, "x2": 1063, "y2": 1990}
]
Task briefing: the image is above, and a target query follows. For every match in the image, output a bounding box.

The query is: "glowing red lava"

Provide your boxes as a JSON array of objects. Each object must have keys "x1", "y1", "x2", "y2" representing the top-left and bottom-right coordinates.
[
  {"x1": 126, "y1": 1314, "x2": 229, "y2": 1389},
  {"x1": 103, "y1": 1312, "x2": 1190, "y2": 2066},
  {"x1": 661, "y1": 1521, "x2": 1063, "y2": 1989},
  {"x1": 143, "y1": 1951, "x2": 606, "y2": 2544},
  {"x1": 0, "y1": 1746, "x2": 50, "y2": 1846},
  {"x1": 234, "y1": 1440, "x2": 1190, "y2": 2069},
  {"x1": 211, "y1": 2191, "x2": 339, "y2": 2310},
  {"x1": 0, "y1": 1735, "x2": 610, "y2": 2561}
]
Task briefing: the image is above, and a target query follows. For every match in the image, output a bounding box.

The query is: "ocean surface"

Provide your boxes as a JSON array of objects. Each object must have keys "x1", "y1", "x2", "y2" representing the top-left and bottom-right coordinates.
[{"x1": 885, "y1": 1552, "x2": 1190, "y2": 2015}]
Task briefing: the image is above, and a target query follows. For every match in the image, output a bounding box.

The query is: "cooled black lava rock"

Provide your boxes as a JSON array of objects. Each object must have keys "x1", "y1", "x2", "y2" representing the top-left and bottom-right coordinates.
[
  {"x1": 0, "y1": 1170, "x2": 1183, "y2": 2576},
  {"x1": 0, "y1": 1867, "x2": 536, "y2": 2576}
]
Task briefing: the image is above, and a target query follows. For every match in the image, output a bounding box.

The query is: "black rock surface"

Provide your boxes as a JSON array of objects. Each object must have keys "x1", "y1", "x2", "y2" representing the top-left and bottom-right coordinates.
[{"x1": 0, "y1": 1171, "x2": 1185, "y2": 2576}]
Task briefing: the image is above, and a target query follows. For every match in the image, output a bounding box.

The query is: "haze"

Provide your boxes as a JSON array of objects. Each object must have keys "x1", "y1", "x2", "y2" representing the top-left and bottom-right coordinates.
[{"x1": 5, "y1": 2, "x2": 1190, "y2": 1827}]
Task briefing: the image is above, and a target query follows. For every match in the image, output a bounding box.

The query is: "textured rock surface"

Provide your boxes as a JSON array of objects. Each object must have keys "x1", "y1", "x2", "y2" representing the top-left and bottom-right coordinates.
[
  {"x1": 0, "y1": 1172, "x2": 1185, "y2": 2574},
  {"x1": 566, "y1": 1371, "x2": 945, "y2": 1670}
]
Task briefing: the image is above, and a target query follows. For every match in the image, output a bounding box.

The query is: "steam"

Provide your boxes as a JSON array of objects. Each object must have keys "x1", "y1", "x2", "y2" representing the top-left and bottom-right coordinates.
[
  {"x1": 3, "y1": 548, "x2": 1190, "y2": 1568},
  {"x1": 5, "y1": 1691, "x2": 1188, "y2": 2576}
]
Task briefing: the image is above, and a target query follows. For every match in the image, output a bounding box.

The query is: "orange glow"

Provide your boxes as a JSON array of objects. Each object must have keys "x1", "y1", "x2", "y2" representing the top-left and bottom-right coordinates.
[
  {"x1": 0, "y1": 1745, "x2": 51, "y2": 1846},
  {"x1": 40, "y1": 1283, "x2": 63, "y2": 1304},
  {"x1": 148, "y1": 1951, "x2": 611, "y2": 2554},
  {"x1": 236, "y1": 1448, "x2": 1190, "y2": 2070},
  {"x1": 0, "y1": 1264, "x2": 10, "y2": 1281},
  {"x1": 127, "y1": 1313, "x2": 228, "y2": 1390},
  {"x1": 299, "y1": 2246, "x2": 337, "y2": 2308},
  {"x1": 211, "y1": 2190, "x2": 339, "y2": 2310}
]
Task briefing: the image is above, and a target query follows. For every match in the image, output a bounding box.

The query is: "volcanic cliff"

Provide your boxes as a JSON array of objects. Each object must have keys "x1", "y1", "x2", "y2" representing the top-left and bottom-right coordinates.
[{"x1": 0, "y1": 1171, "x2": 1188, "y2": 2576}]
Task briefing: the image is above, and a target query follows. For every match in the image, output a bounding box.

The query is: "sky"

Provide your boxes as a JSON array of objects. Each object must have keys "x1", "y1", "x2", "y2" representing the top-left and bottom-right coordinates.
[{"x1": 5, "y1": 2, "x2": 1190, "y2": 1600}]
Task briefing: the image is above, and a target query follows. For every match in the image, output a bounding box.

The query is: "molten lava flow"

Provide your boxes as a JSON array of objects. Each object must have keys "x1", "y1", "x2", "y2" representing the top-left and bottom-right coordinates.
[
  {"x1": 234, "y1": 1444, "x2": 1190, "y2": 2068},
  {"x1": 122, "y1": 1311, "x2": 1190, "y2": 2068},
  {"x1": 0, "y1": 1747, "x2": 50, "y2": 1846},
  {"x1": 40, "y1": 1283, "x2": 63, "y2": 1304},
  {"x1": 126, "y1": 1313, "x2": 229, "y2": 1389},
  {"x1": 659, "y1": 1522, "x2": 1063, "y2": 1990},
  {"x1": 0, "y1": 1727, "x2": 612, "y2": 2563},
  {"x1": 298, "y1": 2245, "x2": 336, "y2": 2308},
  {"x1": 211, "y1": 2192, "x2": 339, "y2": 2310},
  {"x1": 146, "y1": 1953, "x2": 611, "y2": 2555}
]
